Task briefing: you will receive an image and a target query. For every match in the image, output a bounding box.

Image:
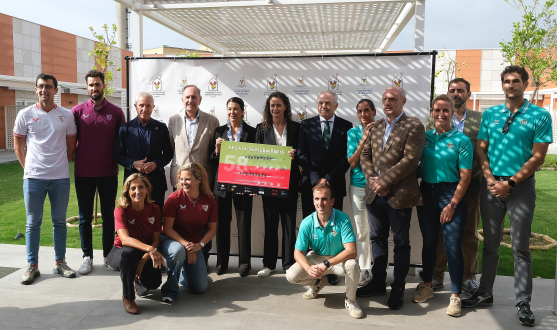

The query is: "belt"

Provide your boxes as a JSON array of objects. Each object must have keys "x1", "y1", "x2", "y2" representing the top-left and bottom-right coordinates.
[{"x1": 493, "y1": 174, "x2": 534, "y2": 181}]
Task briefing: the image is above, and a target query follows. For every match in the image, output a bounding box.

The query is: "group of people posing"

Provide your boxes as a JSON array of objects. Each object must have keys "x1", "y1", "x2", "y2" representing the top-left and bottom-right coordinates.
[{"x1": 13, "y1": 65, "x2": 552, "y2": 327}]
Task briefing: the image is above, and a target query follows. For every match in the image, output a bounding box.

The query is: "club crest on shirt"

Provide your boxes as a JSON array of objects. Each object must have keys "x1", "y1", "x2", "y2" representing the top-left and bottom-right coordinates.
[
  {"x1": 82, "y1": 114, "x2": 89, "y2": 119},
  {"x1": 203, "y1": 205, "x2": 208, "y2": 212},
  {"x1": 179, "y1": 204, "x2": 187, "y2": 210},
  {"x1": 128, "y1": 219, "x2": 135, "y2": 225},
  {"x1": 148, "y1": 217, "x2": 155, "y2": 224},
  {"x1": 447, "y1": 142, "x2": 454, "y2": 149},
  {"x1": 331, "y1": 230, "x2": 337, "y2": 237},
  {"x1": 107, "y1": 114, "x2": 113, "y2": 121},
  {"x1": 520, "y1": 119, "x2": 527, "y2": 125},
  {"x1": 58, "y1": 116, "x2": 65, "y2": 122}
]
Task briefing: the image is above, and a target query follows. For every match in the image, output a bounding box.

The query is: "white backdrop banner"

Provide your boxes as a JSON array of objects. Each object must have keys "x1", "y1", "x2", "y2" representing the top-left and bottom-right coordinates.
[{"x1": 127, "y1": 53, "x2": 436, "y2": 266}]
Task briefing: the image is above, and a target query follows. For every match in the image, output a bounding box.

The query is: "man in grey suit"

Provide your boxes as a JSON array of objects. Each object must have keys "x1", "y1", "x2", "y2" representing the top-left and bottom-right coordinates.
[
  {"x1": 423, "y1": 78, "x2": 483, "y2": 297},
  {"x1": 168, "y1": 85, "x2": 219, "y2": 264}
]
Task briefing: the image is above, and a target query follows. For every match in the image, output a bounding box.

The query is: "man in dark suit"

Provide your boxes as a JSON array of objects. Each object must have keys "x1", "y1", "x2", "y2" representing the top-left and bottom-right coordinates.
[
  {"x1": 424, "y1": 78, "x2": 483, "y2": 296},
  {"x1": 357, "y1": 86, "x2": 425, "y2": 310},
  {"x1": 113, "y1": 92, "x2": 173, "y2": 212},
  {"x1": 298, "y1": 91, "x2": 352, "y2": 285}
]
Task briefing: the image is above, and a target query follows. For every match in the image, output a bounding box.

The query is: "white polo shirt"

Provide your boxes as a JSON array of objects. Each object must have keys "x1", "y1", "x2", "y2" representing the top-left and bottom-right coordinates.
[{"x1": 13, "y1": 103, "x2": 77, "y2": 180}]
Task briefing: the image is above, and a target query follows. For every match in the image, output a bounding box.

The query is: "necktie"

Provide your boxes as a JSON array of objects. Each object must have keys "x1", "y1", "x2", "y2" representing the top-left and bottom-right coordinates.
[{"x1": 323, "y1": 121, "x2": 331, "y2": 149}]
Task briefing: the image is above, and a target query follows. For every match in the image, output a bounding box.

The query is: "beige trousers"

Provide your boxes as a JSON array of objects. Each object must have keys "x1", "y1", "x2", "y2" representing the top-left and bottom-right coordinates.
[{"x1": 286, "y1": 252, "x2": 359, "y2": 301}]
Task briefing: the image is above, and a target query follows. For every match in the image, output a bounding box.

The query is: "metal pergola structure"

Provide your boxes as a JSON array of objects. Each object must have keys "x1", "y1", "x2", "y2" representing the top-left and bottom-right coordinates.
[{"x1": 114, "y1": 0, "x2": 426, "y2": 56}]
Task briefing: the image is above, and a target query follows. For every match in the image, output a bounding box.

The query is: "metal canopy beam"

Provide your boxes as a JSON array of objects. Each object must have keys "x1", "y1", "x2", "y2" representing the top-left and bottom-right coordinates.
[{"x1": 115, "y1": 0, "x2": 421, "y2": 56}]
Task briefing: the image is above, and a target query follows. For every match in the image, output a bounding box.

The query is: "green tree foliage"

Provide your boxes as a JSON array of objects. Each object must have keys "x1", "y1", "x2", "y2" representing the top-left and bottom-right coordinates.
[
  {"x1": 500, "y1": 0, "x2": 557, "y2": 102},
  {"x1": 89, "y1": 24, "x2": 121, "y2": 96},
  {"x1": 435, "y1": 48, "x2": 468, "y2": 89}
]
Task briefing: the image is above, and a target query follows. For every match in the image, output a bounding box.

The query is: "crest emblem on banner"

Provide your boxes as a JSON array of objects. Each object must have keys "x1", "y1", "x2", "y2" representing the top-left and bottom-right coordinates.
[
  {"x1": 152, "y1": 74, "x2": 162, "y2": 91},
  {"x1": 297, "y1": 75, "x2": 305, "y2": 87},
  {"x1": 237, "y1": 76, "x2": 246, "y2": 87},
  {"x1": 328, "y1": 73, "x2": 339, "y2": 90},
  {"x1": 297, "y1": 105, "x2": 308, "y2": 122},
  {"x1": 181, "y1": 77, "x2": 187, "y2": 87},
  {"x1": 360, "y1": 74, "x2": 369, "y2": 86},
  {"x1": 210, "y1": 106, "x2": 215, "y2": 115},
  {"x1": 153, "y1": 106, "x2": 160, "y2": 116},
  {"x1": 392, "y1": 72, "x2": 404, "y2": 88},
  {"x1": 267, "y1": 74, "x2": 278, "y2": 91},
  {"x1": 209, "y1": 75, "x2": 219, "y2": 91}
]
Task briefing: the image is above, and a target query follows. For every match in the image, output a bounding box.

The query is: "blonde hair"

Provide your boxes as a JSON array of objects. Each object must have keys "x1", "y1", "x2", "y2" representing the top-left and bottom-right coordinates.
[
  {"x1": 431, "y1": 94, "x2": 455, "y2": 111},
  {"x1": 176, "y1": 162, "x2": 213, "y2": 197},
  {"x1": 117, "y1": 173, "x2": 153, "y2": 208}
]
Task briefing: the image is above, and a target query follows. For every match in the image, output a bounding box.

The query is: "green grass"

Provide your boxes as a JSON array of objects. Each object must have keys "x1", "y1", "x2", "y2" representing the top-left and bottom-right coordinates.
[
  {"x1": 1, "y1": 162, "x2": 556, "y2": 279},
  {"x1": 0, "y1": 162, "x2": 124, "y2": 250},
  {"x1": 542, "y1": 154, "x2": 557, "y2": 168}
]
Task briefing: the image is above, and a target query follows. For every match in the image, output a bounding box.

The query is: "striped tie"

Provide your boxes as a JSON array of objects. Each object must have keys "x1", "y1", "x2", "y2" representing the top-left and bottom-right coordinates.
[{"x1": 323, "y1": 121, "x2": 331, "y2": 149}]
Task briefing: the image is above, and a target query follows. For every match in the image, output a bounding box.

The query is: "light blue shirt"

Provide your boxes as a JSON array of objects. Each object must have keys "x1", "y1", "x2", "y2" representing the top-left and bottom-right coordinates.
[
  {"x1": 226, "y1": 119, "x2": 243, "y2": 142},
  {"x1": 452, "y1": 109, "x2": 467, "y2": 133},
  {"x1": 185, "y1": 110, "x2": 200, "y2": 147},
  {"x1": 382, "y1": 111, "x2": 404, "y2": 149}
]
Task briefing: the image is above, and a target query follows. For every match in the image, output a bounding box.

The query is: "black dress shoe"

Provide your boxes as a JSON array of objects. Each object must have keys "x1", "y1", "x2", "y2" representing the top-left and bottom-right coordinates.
[
  {"x1": 327, "y1": 274, "x2": 339, "y2": 285},
  {"x1": 356, "y1": 278, "x2": 387, "y2": 297},
  {"x1": 239, "y1": 264, "x2": 251, "y2": 277},
  {"x1": 216, "y1": 265, "x2": 227, "y2": 275},
  {"x1": 387, "y1": 286, "x2": 404, "y2": 310}
]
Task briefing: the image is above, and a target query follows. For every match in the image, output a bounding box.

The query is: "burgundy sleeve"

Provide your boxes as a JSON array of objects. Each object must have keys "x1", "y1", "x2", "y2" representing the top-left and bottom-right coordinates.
[
  {"x1": 162, "y1": 192, "x2": 177, "y2": 219},
  {"x1": 114, "y1": 207, "x2": 127, "y2": 233}
]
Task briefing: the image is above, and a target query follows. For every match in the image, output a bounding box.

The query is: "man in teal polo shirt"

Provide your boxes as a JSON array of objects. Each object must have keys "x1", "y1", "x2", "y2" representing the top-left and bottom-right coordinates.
[
  {"x1": 463, "y1": 66, "x2": 553, "y2": 327},
  {"x1": 286, "y1": 183, "x2": 362, "y2": 319}
]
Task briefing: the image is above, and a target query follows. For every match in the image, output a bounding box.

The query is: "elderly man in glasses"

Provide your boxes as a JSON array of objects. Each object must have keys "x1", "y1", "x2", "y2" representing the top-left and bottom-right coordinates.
[{"x1": 462, "y1": 65, "x2": 553, "y2": 327}]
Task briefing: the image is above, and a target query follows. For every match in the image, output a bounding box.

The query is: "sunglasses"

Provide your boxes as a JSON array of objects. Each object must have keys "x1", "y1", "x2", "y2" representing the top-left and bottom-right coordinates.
[{"x1": 502, "y1": 115, "x2": 515, "y2": 134}]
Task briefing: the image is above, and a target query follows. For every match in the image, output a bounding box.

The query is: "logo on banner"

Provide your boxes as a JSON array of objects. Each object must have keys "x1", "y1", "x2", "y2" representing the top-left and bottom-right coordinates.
[
  {"x1": 235, "y1": 76, "x2": 249, "y2": 96},
  {"x1": 181, "y1": 77, "x2": 188, "y2": 87},
  {"x1": 357, "y1": 74, "x2": 372, "y2": 95},
  {"x1": 297, "y1": 75, "x2": 306, "y2": 88},
  {"x1": 208, "y1": 75, "x2": 219, "y2": 91},
  {"x1": 210, "y1": 106, "x2": 215, "y2": 116},
  {"x1": 237, "y1": 76, "x2": 246, "y2": 88},
  {"x1": 327, "y1": 73, "x2": 342, "y2": 95},
  {"x1": 205, "y1": 74, "x2": 222, "y2": 98},
  {"x1": 152, "y1": 74, "x2": 162, "y2": 91},
  {"x1": 296, "y1": 105, "x2": 308, "y2": 122},
  {"x1": 267, "y1": 74, "x2": 278, "y2": 91},
  {"x1": 152, "y1": 106, "x2": 161, "y2": 119},
  {"x1": 392, "y1": 72, "x2": 404, "y2": 88}
]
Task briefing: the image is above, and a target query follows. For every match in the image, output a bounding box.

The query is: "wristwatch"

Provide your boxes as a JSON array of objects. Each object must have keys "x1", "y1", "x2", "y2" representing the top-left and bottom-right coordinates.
[
  {"x1": 448, "y1": 202, "x2": 458, "y2": 209},
  {"x1": 506, "y1": 178, "x2": 516, "y2": 188},
  {"x1": 323, "y1": 260, "x2": 330, "y2": 268},
  {"x1": 199, "y1": 242, "x2": 205, "y2": 248}
]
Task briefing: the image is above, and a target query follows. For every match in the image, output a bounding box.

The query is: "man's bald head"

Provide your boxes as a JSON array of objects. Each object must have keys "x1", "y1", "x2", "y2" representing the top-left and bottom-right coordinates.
[{"x1": 382, "y1": 86, "x2": 407, "y2": 122}]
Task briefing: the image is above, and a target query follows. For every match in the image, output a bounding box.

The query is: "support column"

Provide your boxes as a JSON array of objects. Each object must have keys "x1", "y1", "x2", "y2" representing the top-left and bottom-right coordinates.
[
  {"x1": 116, "y1": 3, "x2": 128, "y2": 50},
  {"x1": 132, "y1": 9, "x2": 143, "y2": 57},
  {"x1": 413, "y1": 0, "x2": 425, "y2": 52}
]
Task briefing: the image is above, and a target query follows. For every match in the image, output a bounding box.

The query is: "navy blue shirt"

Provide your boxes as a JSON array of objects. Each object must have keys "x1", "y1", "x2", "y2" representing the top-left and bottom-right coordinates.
[{"x1": 137, "y1": 118, "x2": 152, "y2": 157}]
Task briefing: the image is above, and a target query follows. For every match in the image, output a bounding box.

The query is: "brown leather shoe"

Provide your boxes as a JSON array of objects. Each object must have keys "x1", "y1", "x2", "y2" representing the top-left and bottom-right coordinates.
[{"x1": 122, "y1": 295, "x2": 139, "y2": 314}]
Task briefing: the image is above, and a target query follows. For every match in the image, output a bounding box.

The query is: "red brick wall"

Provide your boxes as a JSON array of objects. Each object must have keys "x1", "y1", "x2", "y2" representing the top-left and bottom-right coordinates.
[
  {"x1": 41, "y1": 26, "x2": 77, "y2": 83},
  {"x1": 0, "y1": 88, "x2": 16, "y2": 149},
  {"x1": 0, "y1": 13, "x2": 14, "y2": 76}
]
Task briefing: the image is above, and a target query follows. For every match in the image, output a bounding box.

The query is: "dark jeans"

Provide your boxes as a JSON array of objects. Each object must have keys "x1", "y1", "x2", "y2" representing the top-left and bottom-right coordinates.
[
  {"x1": 367, "y1": 196, "x2": 412, "y2": 289},
  {"x1": 107, "y1": 245, "x2": 162, "y2": 301},
  {"x1": 75, "y1": 176, "x2": 118, "y2": 258},
  {"x1": 216, "y1": 193, "x2": 253, "y2": 268},
  {"x1": 262, "y1": 193, "x2": 297, "y2": 270},
  {"x1": 417, "y1": 181, "x2": 467, "y2": 294}
]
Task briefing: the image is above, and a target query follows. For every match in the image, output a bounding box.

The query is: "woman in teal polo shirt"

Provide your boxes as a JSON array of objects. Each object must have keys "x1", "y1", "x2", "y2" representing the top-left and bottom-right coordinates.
[
  {"x1": 347, "y1": 98, "x2": 376, "y2": 286},
  {"x1": 413, "y1": 95, "x2": 472, "y2": 317}
]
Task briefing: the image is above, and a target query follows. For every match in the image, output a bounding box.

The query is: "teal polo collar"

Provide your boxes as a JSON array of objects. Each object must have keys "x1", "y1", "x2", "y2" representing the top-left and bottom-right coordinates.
[
  {"x1": 433, "y1": 126, "x2": 458, "y2": 138},
  {"x1": 502, "y1": 100, "x2": 531, "y2": 114},
  {"x1": 313, "y1": 209, "x2": 336, "y2": 228}
]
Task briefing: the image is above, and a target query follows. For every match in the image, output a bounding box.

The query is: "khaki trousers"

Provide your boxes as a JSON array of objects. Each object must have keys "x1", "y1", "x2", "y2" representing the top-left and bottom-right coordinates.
[
  {"x1": 433, "y1": 175, "x2": 481, "y2": 282},
  {"x1": 286, "y1": 252, "x2": 359, "y2": 301}
]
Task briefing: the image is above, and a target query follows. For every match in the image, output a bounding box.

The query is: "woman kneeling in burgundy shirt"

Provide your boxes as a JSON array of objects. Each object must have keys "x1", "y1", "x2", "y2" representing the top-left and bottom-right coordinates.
[
  {"x1": 107, "y1": 173, "x2": 165, "y2": 314},
  {"x1": 159, "y1": 162, "x2": 217, "y2": 302}
]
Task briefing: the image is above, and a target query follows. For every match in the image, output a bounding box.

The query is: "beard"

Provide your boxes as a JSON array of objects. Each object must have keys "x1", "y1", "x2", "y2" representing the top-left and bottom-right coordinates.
[
  {"x1": 90, "y1": 92, "x2": 103, "y2": 101},
  {"x1": 453, "y1": 97, "x2": 465, "y2": 108}
]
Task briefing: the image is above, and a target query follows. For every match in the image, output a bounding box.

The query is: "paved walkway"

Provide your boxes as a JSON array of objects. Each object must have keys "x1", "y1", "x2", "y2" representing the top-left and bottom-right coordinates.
[
  {"x1": 0, "y1": 150, "x2": 18, "y2": 164},
  {"x1": 0, "y1": 244, "x2": 555, "y2": 329}
]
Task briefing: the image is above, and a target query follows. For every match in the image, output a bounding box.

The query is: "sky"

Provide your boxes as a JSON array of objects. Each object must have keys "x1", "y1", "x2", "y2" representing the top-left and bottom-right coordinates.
[{"x1": 0, "y1": 0, "x2": 533, "y2": 52}]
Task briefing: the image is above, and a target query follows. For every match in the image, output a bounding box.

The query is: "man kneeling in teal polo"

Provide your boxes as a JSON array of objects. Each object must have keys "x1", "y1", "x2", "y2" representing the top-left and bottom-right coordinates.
[{"x1": 286, "y1": 183, "x2": 363, "y2": 319}]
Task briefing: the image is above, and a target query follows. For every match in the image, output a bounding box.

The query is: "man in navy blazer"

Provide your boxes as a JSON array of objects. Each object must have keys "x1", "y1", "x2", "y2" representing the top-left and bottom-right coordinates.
[
  {"x1": 113, "y1": 92, "x2": 173, "y2": 211},
  {"x1": 298, "y1": 91, "x2": 352, "y2": 217}
]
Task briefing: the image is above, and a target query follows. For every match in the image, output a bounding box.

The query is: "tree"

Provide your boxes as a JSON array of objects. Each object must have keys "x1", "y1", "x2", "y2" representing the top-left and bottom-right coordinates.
[
  {"x1": 89, "y1": 24, "x2": 121, "y2": 96},
  {"x1": 500, "y1": 0, "x2": 557, "y2": 103},
  {"x1": 434, "y1": 48, "x2": 467, "y2": 91}
]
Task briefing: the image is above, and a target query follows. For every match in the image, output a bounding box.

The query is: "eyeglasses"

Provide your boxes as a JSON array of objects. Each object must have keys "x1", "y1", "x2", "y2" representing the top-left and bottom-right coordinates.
[
  {"x1": 502, "y1": 115, "x2": 515, "y2": 134},
  {"x1": 36, "y1": 84, "x2": 55, "y2": 90}
]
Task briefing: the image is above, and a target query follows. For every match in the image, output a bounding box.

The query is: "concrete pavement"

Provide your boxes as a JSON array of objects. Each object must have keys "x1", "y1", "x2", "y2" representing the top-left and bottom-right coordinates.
[{"x1": 0, "y1": 244, "x2": 556, "y2": 329}]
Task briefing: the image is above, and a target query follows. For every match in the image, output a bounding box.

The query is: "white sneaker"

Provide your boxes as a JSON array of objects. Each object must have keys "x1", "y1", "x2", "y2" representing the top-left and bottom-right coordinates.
[
  {"x1": 345, "y1": 298, "x2": 364, "y2": 318},
  {"x1": 303, "y1": 277, "x2": 327, "y2": 299},
  {"x1": 103, "y1": 257, "x2": 108, "y2": 268},
  {"x1": 78, "y1": 256, "x2": 93, "y2": 275},
  {"x1": 162, "y1": 296, "x2": 174, "y2": 303},
  {"x1": 257, "y1": 267, "x2": 275, "y2": 277}
]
